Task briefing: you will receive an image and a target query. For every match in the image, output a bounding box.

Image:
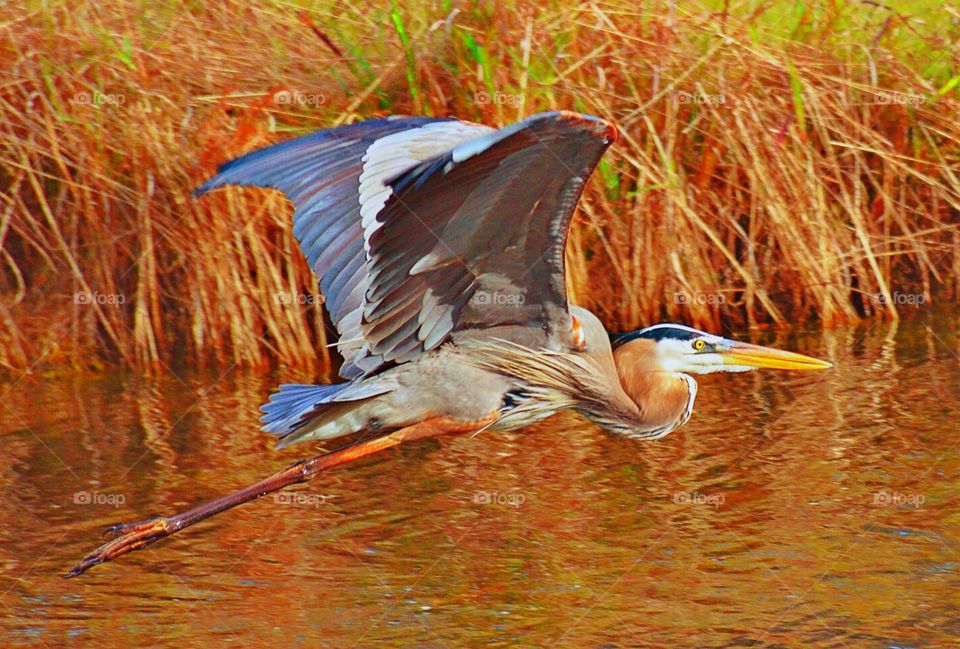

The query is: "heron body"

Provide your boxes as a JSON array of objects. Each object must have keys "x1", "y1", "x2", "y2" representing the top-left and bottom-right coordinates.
[
  {"x1": 195, "y1": 110, "x2": 830, "y2": 447},
  {"x1": 67, "y1": 110, "x2": 833, "y2": 577}
]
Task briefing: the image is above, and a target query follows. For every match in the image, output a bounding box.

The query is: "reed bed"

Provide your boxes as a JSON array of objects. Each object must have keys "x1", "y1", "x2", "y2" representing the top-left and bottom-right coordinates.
[{"x1": 1, "y1": 0, "x2": 958, "y2": 372}]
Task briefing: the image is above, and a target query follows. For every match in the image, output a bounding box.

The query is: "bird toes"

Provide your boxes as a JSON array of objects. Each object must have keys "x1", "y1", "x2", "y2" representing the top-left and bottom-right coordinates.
[{"x1": 66, "y1": 517, "x2": 171, "y2": 578}]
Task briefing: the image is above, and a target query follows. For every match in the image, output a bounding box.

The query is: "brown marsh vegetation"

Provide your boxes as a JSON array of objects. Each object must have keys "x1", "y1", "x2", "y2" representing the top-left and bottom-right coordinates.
[{"x1": 1, "y1": 1, "x2": 958, "y2": 372}]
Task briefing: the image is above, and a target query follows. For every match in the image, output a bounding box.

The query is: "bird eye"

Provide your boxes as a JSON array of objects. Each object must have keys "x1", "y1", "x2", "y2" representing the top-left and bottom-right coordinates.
[{"x1": 693, "y1": 339, "x2": 706, "y2": 351}]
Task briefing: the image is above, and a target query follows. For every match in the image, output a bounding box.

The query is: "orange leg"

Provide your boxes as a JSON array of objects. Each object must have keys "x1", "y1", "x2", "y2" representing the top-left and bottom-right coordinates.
[{"x1": 65, "y1": 415, "x2": 496, "y2": 578}]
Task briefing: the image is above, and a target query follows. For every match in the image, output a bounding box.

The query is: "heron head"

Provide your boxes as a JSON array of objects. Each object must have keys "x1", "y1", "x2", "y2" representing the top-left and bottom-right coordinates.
[{"x1": 611, "y1": 324, "x2": 832, "y2": 375}]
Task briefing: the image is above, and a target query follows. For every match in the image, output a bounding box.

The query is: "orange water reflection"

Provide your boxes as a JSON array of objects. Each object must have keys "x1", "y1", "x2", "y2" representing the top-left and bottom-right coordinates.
[{"x1": 1, "y1": 316, "x2": 958, "y2": 647}]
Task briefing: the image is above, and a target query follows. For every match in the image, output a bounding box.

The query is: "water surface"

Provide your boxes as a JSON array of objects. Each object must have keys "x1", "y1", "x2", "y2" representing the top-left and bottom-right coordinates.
[{"x1": 1, "y1": 316, "x2": 958, "y2": 647}]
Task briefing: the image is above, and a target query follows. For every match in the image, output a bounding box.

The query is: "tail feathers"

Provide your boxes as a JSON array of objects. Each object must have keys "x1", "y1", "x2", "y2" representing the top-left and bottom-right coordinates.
[
  {"x1": 260, "y1": 383, "x2": 353, "y2": 437},
  {"x1": 260, "y1": 381, "x2": 394, "y2": 448}
]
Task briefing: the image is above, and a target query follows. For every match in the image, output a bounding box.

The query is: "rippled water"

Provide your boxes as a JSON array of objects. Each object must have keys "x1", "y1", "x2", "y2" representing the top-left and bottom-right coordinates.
[{"x1": 1, "y1": 315, "x2": 958, "y2": 647}]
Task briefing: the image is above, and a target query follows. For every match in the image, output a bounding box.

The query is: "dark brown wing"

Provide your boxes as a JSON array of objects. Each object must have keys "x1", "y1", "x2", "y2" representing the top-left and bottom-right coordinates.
[
  {"x1": 195, "y1": 117, "x2": 493, "y2": 377},
  {"x1": 354, "y1": 111, "x2": 617, "y2": 373}
]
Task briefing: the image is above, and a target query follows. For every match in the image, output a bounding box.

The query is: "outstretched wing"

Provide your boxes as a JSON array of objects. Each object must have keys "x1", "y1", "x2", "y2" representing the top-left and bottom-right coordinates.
[
  {"x1": 195, "y1": 117, "x2": 494, "y2": 377},
  {"x1": 196, "y1": 111, "x2": 616, "y2": 377},
  {"x1": 354, "y1": 111, "x2": 617, "y2": 373}
]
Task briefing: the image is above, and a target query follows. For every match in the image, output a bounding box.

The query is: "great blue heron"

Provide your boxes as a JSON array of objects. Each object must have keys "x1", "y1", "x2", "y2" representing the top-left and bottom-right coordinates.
[{"x1": 67, "y1": 111, "x2": 830, "y2": 577}]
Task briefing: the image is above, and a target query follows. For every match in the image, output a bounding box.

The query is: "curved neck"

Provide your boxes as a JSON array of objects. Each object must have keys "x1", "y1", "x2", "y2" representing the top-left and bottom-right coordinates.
[{"x1": 612, "y1": 339, "x2": 697, "y2": 438}]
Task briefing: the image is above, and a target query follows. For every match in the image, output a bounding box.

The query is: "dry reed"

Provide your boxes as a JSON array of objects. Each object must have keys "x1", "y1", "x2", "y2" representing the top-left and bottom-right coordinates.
[{"x1": 0, "y1": 0, "x2": 957, "y2": 372}]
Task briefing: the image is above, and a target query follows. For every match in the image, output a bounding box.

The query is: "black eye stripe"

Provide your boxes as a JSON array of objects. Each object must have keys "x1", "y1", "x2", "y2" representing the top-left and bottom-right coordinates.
[{"x1": 611, "y1": 324, "x2": 708, "y2": 346}]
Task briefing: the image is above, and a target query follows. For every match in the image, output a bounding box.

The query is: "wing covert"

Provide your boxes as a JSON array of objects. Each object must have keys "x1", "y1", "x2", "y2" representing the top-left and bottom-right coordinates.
[
  {"x1": 356, "y1": 111, "x2": 617, "y2": 371},
  {"x1": 194, "y1": 117, "x2": 493, "y2": 377}
]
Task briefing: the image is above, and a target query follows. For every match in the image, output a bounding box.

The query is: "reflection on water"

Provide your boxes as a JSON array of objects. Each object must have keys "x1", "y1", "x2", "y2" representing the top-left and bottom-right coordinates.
[{"x1": 1, "y1": 315, "x2": 958, "y2": 647}]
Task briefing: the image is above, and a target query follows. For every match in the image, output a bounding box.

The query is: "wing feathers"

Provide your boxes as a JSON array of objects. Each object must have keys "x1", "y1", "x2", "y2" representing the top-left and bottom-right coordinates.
[
  {"x1": 196, "y1": 112, "x2": 615, "y2": 377},
  {"x1": 357, "y1": 112, "x2": 616, "y2": 367}
]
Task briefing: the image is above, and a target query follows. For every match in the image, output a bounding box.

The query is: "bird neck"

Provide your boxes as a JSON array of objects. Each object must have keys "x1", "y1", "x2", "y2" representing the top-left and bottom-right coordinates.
[{"x1": 612, "y1": 340, "x2": 698, "y2": 437}]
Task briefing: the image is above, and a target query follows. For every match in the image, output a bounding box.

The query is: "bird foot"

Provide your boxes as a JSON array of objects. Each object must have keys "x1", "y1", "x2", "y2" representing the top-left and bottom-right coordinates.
[
  {"x1": 103, "y1": 515, "x2": 164, "y2": 538},
  {"x1": 65, "y1": 516, "x2": 172, "y2": 578},
  {"x1": 65, "y1": 417, "x2": 497, "y2": 578}
]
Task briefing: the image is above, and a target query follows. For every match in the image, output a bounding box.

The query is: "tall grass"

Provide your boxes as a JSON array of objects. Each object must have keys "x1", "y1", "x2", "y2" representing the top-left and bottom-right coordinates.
[{"x1": 1, "y1": 0, "x2": 957, "y2": 372}]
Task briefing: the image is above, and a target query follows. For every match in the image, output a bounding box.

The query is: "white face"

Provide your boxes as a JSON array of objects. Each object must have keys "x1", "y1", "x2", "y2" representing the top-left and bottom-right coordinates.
[
  {"x1": 636, "y1": 324, "x2": 833, "y2": 375},
  {"x1": 652, "y1": 335, "x2": 755, "y2": 375}
]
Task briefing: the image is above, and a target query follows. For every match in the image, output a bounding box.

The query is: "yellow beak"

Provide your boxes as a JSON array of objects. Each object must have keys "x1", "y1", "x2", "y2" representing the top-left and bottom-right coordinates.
[{"x1": 720, "y1": 341, "x2": 833, "y2": 371}]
